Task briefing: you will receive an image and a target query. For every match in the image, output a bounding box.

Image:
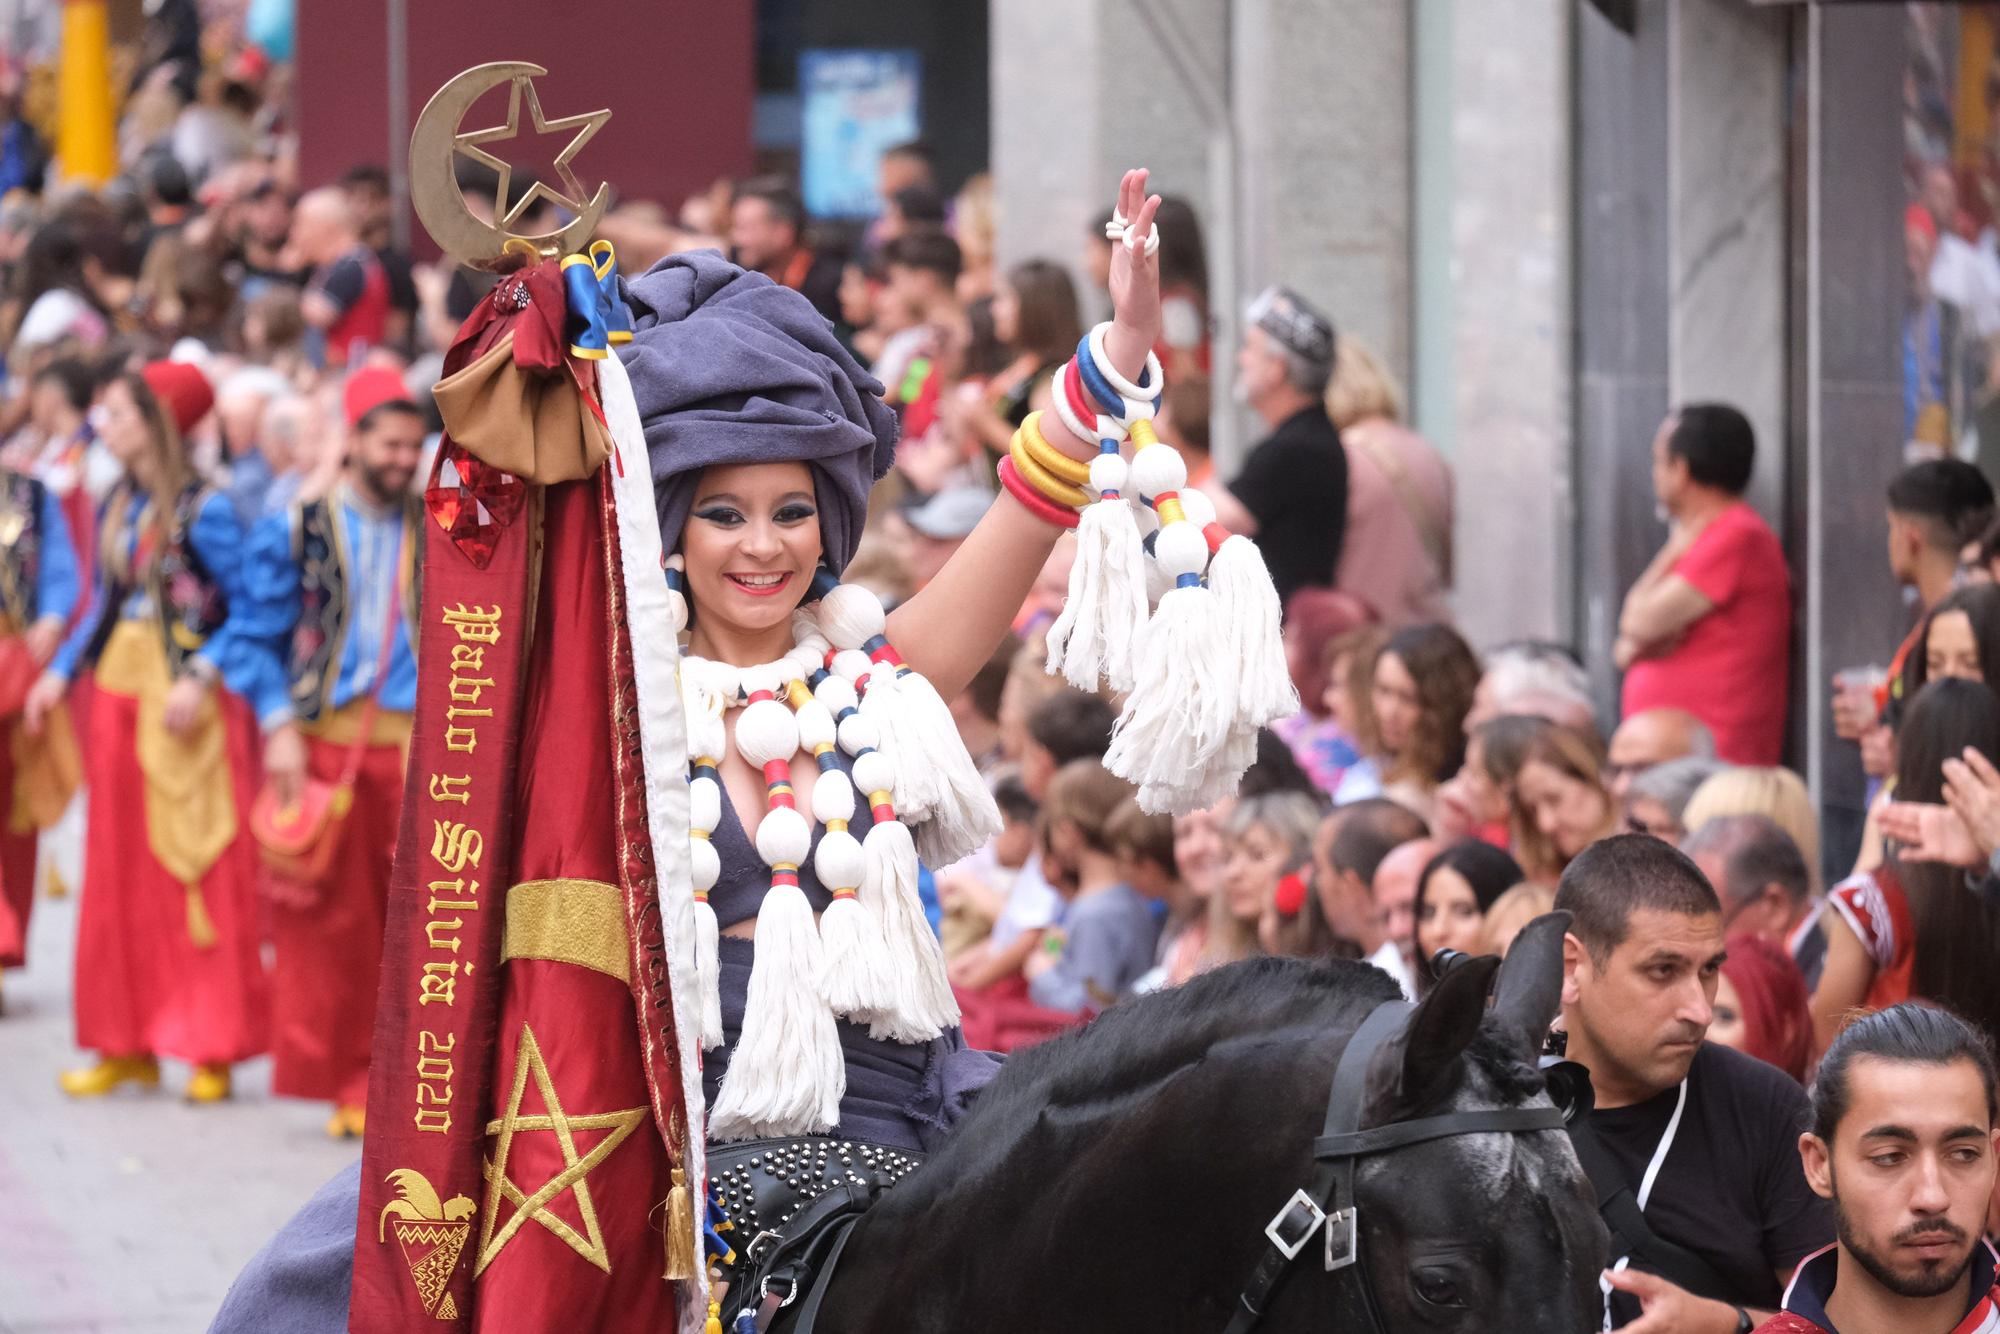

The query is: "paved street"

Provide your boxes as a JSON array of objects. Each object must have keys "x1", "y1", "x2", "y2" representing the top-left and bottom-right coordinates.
[{"x1": 0, "y1": 840, "x2": 360, "y2": 1334}]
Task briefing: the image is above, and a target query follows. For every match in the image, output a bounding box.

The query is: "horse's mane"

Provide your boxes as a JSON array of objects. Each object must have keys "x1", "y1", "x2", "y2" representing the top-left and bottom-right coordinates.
[
  {"x1": 979, "y1": 956, "x2": 1401, "y2": 1115},
  {"x1": 944, "y1": 956, "x2": 1546, "y2": 1152}
]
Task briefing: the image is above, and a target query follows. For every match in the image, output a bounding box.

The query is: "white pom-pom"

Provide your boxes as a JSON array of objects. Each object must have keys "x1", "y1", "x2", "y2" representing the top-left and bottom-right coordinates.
[
  {"x1": 688, "y1": 775, "x2": 722, "y2": 832},
  {"x1": 831, "y1": 648, "x2": 874, "y2": 684},
  {"x1": 686, "y1": 707, "x2": 728, "y2": 764},
  {"x1": 836, "y1": 712, "x2": 880, "y2": 755},
  {"x1": 814, "y1": 673, "x2": 858, "y2": 716},
  {"x1": 816, "y1": 581, "x2": 889, "y2": 649},
  {"x1": 811, "y1": 771, "x2": 857, "y2": 825},
  {"x1": 1089, "y1": 452, "x2": 1129, "y2": 495},
  {"x1": 754, "y1": 805, "x2": 813, "y2": 867},
  {"x1": 795, "y1": 700, "x2": 837, "y2": 753},
  {"x1": 1130, "y1": 442, "x2": 1187, "y2": 497},
  {"x1": 813, "y1": 827, "x2": 866, "y2": 891},
  {"x1": 708, "y1": 883, "x2": 844, "y2": 1139},
  {"x1": 667, "y1": 587, "x2": 689, "y2": 637},
  {"x1": 693, "y1": 894, "x2": 723, "y2": 1050},
  {"x1": 690, "y1": 835, "x2": 721, "y2": 892},
  {"x1": 735, "y1": 697, "x2": 799, "y2": 768},
  {"x1": 851, "y1": 749, "x2": 896, "y2": 801},
  {"x1": 1153, "y1": 521, "x2": 1209, "y2": 579},
  {"x1": 1179, "y1": 488, "x2": 1217, "y2": 529},
  {"x1": 857, "y1": 818, "x2": 958, "y2": 1041}
]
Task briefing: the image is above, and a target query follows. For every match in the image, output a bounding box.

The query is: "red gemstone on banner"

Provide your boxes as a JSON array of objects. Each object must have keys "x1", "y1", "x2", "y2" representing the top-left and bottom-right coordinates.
[
  {"x1": 422, "y1": 444, "x2": 520, "y2": 568},
  {"x1": 460, "y1": 456, "x2": 525, "y2": 529},
  {"x1": 424, "y1": 454, "x2": 464, "y2": 532},
  {"x1": 448, "y1": 516, "x2": 502, "y2": 569}
]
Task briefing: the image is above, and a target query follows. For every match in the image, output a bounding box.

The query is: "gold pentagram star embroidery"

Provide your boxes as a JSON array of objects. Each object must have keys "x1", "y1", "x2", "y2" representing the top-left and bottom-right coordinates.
[
  {"x1": 455, "y1": 73, "x2": 610, "y2": 231},
  {"x1": 475, "y1": 1023, "x2": 647, "y2": 1276}
]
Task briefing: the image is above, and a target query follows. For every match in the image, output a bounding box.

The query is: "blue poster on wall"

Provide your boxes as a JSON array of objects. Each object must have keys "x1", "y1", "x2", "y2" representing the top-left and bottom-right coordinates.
[{"x1": 800, "y1": 49, "x2": 921, "y2": 220}]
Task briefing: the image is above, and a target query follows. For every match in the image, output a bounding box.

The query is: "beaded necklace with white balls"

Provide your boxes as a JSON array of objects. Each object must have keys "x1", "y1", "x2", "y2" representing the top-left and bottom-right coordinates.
[{"x1": 665, "y1": 559, "x2": 987, "y2": 1139}]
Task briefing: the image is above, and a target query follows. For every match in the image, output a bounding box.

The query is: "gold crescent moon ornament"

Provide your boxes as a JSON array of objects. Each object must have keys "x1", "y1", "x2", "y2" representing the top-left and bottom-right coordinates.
[{"x1": 408, "y1": 61, "x2": 612, "y2": 270}]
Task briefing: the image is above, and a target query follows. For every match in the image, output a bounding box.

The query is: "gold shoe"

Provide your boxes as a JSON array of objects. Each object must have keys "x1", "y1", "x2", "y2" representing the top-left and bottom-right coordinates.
[
  {"x1": 325, "y1": 1105, "x2": 367, "y2": 1139},
  {"x1": 185, "y1": 1063, "x2": 232, "y2": 1104},
  {"x1": 59, "y1": 1055, "x2": 161, "y2": 1098}
]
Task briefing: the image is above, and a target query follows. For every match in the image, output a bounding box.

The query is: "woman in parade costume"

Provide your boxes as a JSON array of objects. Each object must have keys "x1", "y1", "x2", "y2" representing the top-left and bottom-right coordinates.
[
  {"x1": 0, "y1": 455, "x2": 82, "y2": 1006},
  {"x1": 214, "y1": 170, "x2": 1209, "y2": 1333},
  {"x1": 647, "y1": 171, "x2": 1170, "y2": 1154},
  {"x1": 24, "y1": 361, "x2": 270, "y2": 1102}
]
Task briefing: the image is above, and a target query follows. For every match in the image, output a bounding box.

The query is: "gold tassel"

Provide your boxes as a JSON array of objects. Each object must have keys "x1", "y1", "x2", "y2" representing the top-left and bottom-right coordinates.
[
  {"x1": 705, "y1": 1300, "x2": 723, "y2": 1334},
  {"x1": 185, "y1": 883, "x2": 218, "y2": 950},
  {"x1": 663, "y1": 1167, "x2": 696, "y2": 1281}
]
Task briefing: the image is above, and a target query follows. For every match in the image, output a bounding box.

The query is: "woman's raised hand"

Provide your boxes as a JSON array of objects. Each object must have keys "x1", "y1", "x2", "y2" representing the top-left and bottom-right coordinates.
[{"x1": 1101, "y1": 168, "x2": 1164, "y2": 381}]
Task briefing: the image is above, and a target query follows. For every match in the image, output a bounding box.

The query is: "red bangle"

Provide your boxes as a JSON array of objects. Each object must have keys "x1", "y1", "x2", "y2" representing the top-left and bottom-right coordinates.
[
  {"x1": 998, "y1": 456, "x2": 1080, "y2": 529},
  {"x1": 1060, "y1": 359, "x2": 1101, "y2": 442}
]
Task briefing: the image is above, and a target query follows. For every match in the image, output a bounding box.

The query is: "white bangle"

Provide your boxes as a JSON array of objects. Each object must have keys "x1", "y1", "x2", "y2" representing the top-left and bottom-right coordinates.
[{"x1": 1086, "y1": 323, "x2": 1166, "y2": 415}]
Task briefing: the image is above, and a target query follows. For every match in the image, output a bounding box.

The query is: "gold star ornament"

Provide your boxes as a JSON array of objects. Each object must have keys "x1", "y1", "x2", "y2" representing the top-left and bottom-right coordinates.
[
  {"x1": 407, "y1": 61, "x2": 612, "y2": 269},
  {"x1": 475, "y1": 1023, "x2": 648, "y2": 1275},
  {"x1": 455, "y1": 71, "x2": 610, "y2": 231}
]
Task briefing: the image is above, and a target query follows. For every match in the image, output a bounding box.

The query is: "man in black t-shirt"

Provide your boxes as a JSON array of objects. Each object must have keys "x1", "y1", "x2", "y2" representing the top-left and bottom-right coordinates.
[
  {"x1": 1556, "y1": 835, "x2": 1833, "y2": 1332},
  {"x1": 1220, "y1": 285, "x2": 1347, "y2": 611}
]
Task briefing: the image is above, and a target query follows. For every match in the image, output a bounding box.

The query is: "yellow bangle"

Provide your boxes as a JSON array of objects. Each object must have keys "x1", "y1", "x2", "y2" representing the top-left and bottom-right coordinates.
[
  {"x1": 1009, "y1": 428, "x2": 1090, "y2": 509},
  {"x1": 1019, "y1": 410, "x2": 1094, "y2": 487}
]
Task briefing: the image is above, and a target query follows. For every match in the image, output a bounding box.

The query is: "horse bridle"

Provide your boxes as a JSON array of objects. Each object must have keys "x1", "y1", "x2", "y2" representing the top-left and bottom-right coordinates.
[{"x1": 1221, "y1": 998, "x2": 1567, "y2": 1334}]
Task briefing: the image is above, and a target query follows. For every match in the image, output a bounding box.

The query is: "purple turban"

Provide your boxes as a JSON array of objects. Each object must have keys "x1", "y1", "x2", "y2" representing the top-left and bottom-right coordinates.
[{"x1": 616, "y1": 250, "x2": 899, "y2": 572}]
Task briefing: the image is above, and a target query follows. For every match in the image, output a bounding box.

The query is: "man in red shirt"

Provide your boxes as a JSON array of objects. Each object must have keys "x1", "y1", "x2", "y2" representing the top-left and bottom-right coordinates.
[
  {"x1": 1758, "y1": 1004, "x2": 2000, "y2": 1334},
  {"x1": 1618, "y1": 404, "x2": 1792, "y2": 764}
]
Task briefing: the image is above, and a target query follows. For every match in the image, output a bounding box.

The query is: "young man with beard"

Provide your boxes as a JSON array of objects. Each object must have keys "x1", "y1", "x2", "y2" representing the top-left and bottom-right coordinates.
[
  {"x1": 1556, "y1": 834, "x2": 1833, "y2": 1331},
  {"x1": 1761, "y1": 1004, "x2": 2000, "y2": 1334},
  {"x1": 244, "y1": 366, "x2": 425, "y2": 1138}
]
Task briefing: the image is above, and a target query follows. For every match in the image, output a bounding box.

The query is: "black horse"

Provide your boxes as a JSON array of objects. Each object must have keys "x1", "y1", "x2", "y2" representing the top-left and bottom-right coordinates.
[{"x1": 790, "y1": 915, "x2": 1609, "y2": 1332}]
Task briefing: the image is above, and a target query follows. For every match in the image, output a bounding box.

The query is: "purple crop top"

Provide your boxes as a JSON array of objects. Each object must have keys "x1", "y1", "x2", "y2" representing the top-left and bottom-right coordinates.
[{"x1": 706, "y1": 747, "x2": 878, "y2": 930}]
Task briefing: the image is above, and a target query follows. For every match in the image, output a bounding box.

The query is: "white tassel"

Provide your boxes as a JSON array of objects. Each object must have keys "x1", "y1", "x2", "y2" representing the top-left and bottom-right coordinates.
[
  {"x1": 693, "y1": 894, "x2": 724, "y2": 1050},
  {"x1": 815, "y1": 829, "x2": 889, "y2": 1018},
  {"x1": 1139, "y1": 725, "x2": 1259, "y2": 815},
  {"x1": 1046, "y1": 457, "x2": 1148, "y2": 692},
  {"x1": 1105, "y1": 521, "x2": 1237, "y2": 799},
  {"x1": 1206, "y1": 530, "x2": 1298, "y2": 728},
  {"x1": 707, "y1": 882, "x2": 845, "y2": 1140},
  {"x1": 859, "y1": 816, "x2": 959, "y2": 1043}
]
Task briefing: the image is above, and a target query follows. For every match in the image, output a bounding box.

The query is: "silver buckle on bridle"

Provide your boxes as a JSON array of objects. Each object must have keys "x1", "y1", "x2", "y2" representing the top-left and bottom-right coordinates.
[
  {"x1": 1262, "y1": 1188, "x2": 1328, "y2": 1261},
  {"x1": 1324, "y1": 1206, "x2": 1359, "y2": 1271}
]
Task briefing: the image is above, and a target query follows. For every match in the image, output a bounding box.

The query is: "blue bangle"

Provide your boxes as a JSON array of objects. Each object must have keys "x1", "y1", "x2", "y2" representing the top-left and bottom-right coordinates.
[{"x1": 1073, "y1": 333, "x2": 1159, "y2": 421}]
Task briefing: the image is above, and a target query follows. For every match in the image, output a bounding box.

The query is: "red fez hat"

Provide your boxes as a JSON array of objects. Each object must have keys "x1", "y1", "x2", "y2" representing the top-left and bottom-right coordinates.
[
  {"x1": 344, "y1": 365, "x2": 417, "y2": 430},
  {"x1": 141, "y1": 360, "x2": 214, "y2": 437}
]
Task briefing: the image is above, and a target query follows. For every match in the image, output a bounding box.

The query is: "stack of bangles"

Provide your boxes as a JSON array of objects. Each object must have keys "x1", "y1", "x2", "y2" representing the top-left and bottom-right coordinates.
[{"x1": 998, "y1": 324, "x2": 1166, "y2": 528}]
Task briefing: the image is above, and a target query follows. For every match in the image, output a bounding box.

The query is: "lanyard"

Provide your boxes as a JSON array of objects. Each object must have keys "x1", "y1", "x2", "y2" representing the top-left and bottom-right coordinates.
[{"x1": 1601, "y1": 1077, "x2": 1691, "y2": 1330}]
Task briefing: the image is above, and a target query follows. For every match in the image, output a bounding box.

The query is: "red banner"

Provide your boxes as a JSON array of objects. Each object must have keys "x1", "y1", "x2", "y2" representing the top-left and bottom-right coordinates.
[{"x1": 350, "y1": 468, "x2": 534, "y2": 1330}]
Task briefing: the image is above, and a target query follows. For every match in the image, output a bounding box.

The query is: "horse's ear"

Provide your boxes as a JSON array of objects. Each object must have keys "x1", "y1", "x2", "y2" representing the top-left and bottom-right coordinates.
[
  {"x1": 1490, "y1": 911, "x2": 1572, "y2": 1059},
  {"x1": 1366, "y1": 954, "x2": 1502, "y2": 1125}
]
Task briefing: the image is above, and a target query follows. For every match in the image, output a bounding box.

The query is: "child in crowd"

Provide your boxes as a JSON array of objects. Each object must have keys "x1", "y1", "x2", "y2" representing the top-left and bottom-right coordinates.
[
  {"x1": 937, "y1": 769, "x2": 1038, "y2": 960},
  {"x1": 1025, "y1": 761, "x2": 1163, "y2": 1015},
  {"x1": 950, "y1": 690, "x2": 1116, "y2": 1043}
]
